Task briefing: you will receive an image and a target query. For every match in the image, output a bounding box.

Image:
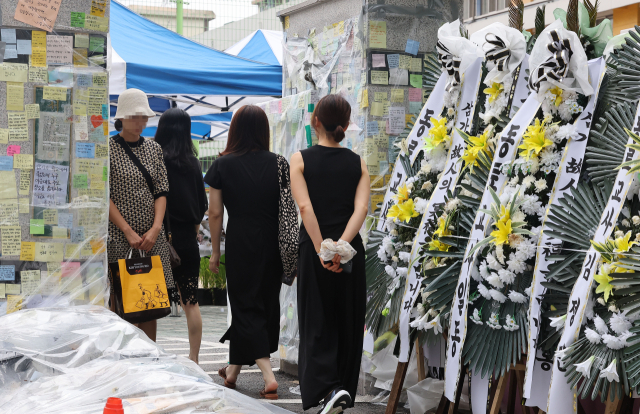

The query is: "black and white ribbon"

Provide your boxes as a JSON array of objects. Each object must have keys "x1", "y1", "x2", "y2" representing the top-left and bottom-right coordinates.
[
  {"x1": 437, "y1": 41, "x2": 461, "y2": 91},
  {"x1": 528, "y1": 30, "x2": 573, "y2": 93},
  {"x1": 484, "y1": 33, "x2": 510, "y2": 72}
]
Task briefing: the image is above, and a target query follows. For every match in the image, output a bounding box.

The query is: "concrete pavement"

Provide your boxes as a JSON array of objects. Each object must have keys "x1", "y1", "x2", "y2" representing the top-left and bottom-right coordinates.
[{"x1": 157, "y1": 305, "x2": 411, "y2": 414}]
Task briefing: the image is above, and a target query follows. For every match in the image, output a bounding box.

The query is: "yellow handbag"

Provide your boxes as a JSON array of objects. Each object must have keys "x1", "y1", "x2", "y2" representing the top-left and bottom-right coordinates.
[{"x1": 109, "y1": 249, "x2": 170, "y2": 323}]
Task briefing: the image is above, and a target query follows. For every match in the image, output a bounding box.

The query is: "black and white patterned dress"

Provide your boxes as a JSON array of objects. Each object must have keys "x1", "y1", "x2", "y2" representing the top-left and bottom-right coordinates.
[{"x1": 108, "y1": 135, "x2": 180, "y2": 304}]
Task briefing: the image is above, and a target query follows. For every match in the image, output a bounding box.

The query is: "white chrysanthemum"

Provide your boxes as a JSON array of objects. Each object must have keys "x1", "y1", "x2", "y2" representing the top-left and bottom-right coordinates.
[
  {"x1": 498, "y1": 269, "x2": 516, "y2": 284},
  {"x1": 445, "y1": 198, "x2": 461, "y2": 212},
  {"x1": 556, "y1": 123, "x2": 578, "y2": 141},
  {"x1": 512, "y1": 210, "x2": 525, "y2": 223},
  {"x1": 398, "y1": 251, "x2": 411, "y2": 263},
  {"x1": 489, "y1": 289, "x2": 507, "y2": 303},
  {"x1": 422, "y1": 181, "x2": 433, "y2": 191},
  {"x1": 487, "y1": 273, "x2": 504, "y2": 289},
  {"x1": 390, "y1": 229, "x2": 398, "y2": 236},
  {"x1": 603, "y1": 334, "x2": 626, "y2": 350},
  {"x1": 377, "y1": 246, "x2": 387, "y2": 262},
  {"x1": 479, "y1": 261, "x2": 491, "y2": 279},
  {"x1": 523, "y1": 283, "x2": 533, "y2": 297},
  {"x1": 549, "y1": 314, "x2": 567, "y2": 331},
  {"x1": 516, "y1": 240, "x2": 536, "y2": 259},
  {"x1": 470, "y1": 308, "x2": 483, "y2": 325},
  {"x1": 610, "y1": 312, "x2": 632, "y2": 335},
  {"x1": 486, "y1": 253, "x2": 502, "y2": 271},
  {"x1": 385, "y1": 265, "x2": 396, "y2": 278},
  {"x1": 392, "y1": 256, "x2": 399, "y2": 262},
  {"x1": 514, "y1": 249, "x2": 528, "y2": 262},
  {"x1": 584, "y1": 294, "x2": 595, "y2": 321},
  {"x1": 396, "y1": 267, "x2": 408, "y2": 278},
  {"x1": 521, "y1": 195, "x2": 543, "y2": 216},
  {"x1": 503, "y1": 314, "x2": 519, "y2": 331},
  {"x1": 510, "y1": 176, "x2": 519, "y2": 186},
  {"x1": 420, "y1": 163, "x2": 432, "y2": 175},
  {"x1": 615, "y1": 230, "x2": 624, "y2": 239},
  {"x1": 585, "y1": 328, "x2": 601, "y2": 344},
  {"x1": 508, "y1": 291, "x2": 527, "y2": 303},
  {"x1": 471, "y1": 265, "x2": 483, "y2": 282},
  {"x1": 507, "y1": 254, "x2": 526, "y2": 274},
  {"x1": 633, "y1": 216, "x2": 640, "y2": 225},
  {"x1": 382, "y1": 236, "x2": 395, "y2": 256},
  {"x1": 530, "y1": 226, "x2": 543, "y2": 244},
  {"x1": 521, "y1": 175, "x2": 535, "y2": 189},
  {"x1": 599, "y1": 360, "x2": 619, "y2": 382},
  {"x1": 595, "y1": 315, "x2": 609, "y2": 335},
  {"x1": 539, "y1": 149, "x2": 559, "y2": 166},
  {"x1": 478, "y1": 283, "x2": 491, "y2": 299},
  {"x1": 534, "y1": 179, "x2": 548, "y2": 193},
  {"x1": 414, "y1": 197, "x2": 428, "y2": 214},
  {"x1": 575, "y1": 356, "x2": 595, "y2": 379}
]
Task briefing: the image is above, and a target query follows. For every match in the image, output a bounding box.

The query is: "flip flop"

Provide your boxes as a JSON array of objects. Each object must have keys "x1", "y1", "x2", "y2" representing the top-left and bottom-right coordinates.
[
  {"x1": 259, "y1": 388, "x2": 278, "y2": 400},
  {"x1": 218, "y1": 366, "x2": 236, "y2": 389}
]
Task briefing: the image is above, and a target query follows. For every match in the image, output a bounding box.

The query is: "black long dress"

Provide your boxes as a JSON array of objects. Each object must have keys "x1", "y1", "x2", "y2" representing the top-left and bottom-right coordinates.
[
  {"x1": 204, "y1": 151, "x2": 282, "y2": 365},
  {"x1": 297, "y1": 145, "x2": 366, "y2": 410}
]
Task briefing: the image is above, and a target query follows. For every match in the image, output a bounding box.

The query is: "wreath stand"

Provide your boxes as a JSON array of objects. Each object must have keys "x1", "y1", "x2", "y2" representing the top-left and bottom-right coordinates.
[{"x1": 384, "y1": 352, "x2": 634, "y2": 414}]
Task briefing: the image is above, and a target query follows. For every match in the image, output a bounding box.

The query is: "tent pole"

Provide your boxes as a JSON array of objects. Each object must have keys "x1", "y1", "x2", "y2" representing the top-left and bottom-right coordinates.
[{"x1": 176, "y1": 0, "x2": 184, "y2": 35}]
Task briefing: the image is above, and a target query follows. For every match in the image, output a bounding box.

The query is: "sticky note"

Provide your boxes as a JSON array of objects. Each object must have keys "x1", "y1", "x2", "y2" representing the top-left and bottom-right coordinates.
[
  {"x1": 371, "y1": 71, "x2": 388, "y2": 85},
  {"x1": 89, "y1": 36, "x2": 105, "y2": 53},
  {"x1": 405, "y1": 39, "x2": 420, "y2": 55},
  {"x1": 360, "y1": 89, "x2": 369, "y2": 108},
  {"x1": 4, "y1": 44, "x2": 17, "y2": 60},
  {"x1": 73, "y1": 174, "x2": 88, "y2": 189},
  {"x1": 391, "y1": 89, "x2": 405, "y2": 103},
  {"x1": 0, "y1": 156, "x2": 13, "y2": 171},
  {"x1": 1, "y1": 226, "x2": 21, "y2": 256},
  {"x1": 6, "y1": 284, "x2": 20, "y2": 295},
  {"x1": 76, "y1": 74, "x2": 92, "y2": 88},
  {"x1": 71, "y1": 227, "x2": 85, "y2": 243},
  {"x1": 89, "y1": 174, "x2": 105, "y2": 190},
  {"x1": 7, "y1": 145, "x2": 20, "y2": 156},
  {"x1": 399, "y1": 55, "x2": 411, "y2": 70},
  {"x1": 17, "y1": 39, "x2": 31, "y2": 55},
  {"x1": 71, "y1": 12, "x2": 86, "y2": 28},
  {"x1": 410, "y1": 74, "x2": 422, "y2": 88},
  {"x1": 35, "y1": 242, "x2": 64, "y2": 262},
  {"x1": 410, "y1": 58, "x2": 422, "y2": 73},
  {"x1": 91, "y1": 0, "x2": 107, "y2": 17},
  {"x1": 52, "y1": 226, "x2": 67, "y2": 239},
  {"x1": 47, "y1": 35, "x2": 73, "y2": 65},
  {"x1": 73, "y1": 48, "x2": 88, "y2": 67},
  {"x1": 30, "y1": 219, "x2": 44, "y2": 234},
  {"x1": 25, "y1": 104, "x2": 40, "y2": 119},
  {"x1": 76, "y1": 142, "x2": 95, "y2": 158},
  {"x1": 43, "y1": 209, "x2": 58, "y2": 225},
  {"x1": 6, "y1": 295, "x2": 21, "y2": 314},
  {"x1": 0, "y1": 283, "x2": 5, "y2": 299},
  {"x1": 7, "y1": 82, "x2": 24, "y2": 111},
  {"x1": 43, "y1": 86, "x2": 68, "y2": 101},
  {"x1": 369, "y1": 21, "x2": 386, "y2": 48},
  {"x1": 75, "y1": 33, "x2": 89, "y2": 49},
  {"x1": 31, "y1": 32, "x2": 47, "y2": 67},
  {"x1": 18, "y1": 197, "x2": 29, "y2": 213},
  {"x1": 19, "y1": 170, "x2": 29, "y2": 195},
  {"x1": 374, "y1": 92, "x2": 387, "y2": 102},
  {"x1": 1, "y1": 29, "x2": 16, "y2": 44},
  {"x1": 29, "y1": 67, "x2": 47, "y2": 83},
  {"x1": 102, "y1": 166, "x2": 107, "y2": 181},
  {"x1": 0, "y1": 129, "x2": 7, "y2": 144},
  {"x1": 372, "y1": 54, "x2": 386, "y2": 68},
  {"x1": 0, "y1": 171, "x2": 17, "y2": 200},
  {"x1": 409, "y1": 88, "x2": 423, "y2": 102},
  {"x1": 13, "y1": 154, "x2": 33, "y2": 170},
  {"x1": 14, "y1": 0, "x2": 62, "y2": 32},
  {"x1": 20, "y1": 241, "x2": 35, "y2": 261},
  {"x1": 57, "y1": 213, "x2": 73, "y2": 229},
  {"x1": 367, "y1": 122, "x2": 379, "y2": 136},
  {"x1": 8, "y1": 112, "x2": 28, "y2": 141},
  {"x1": 74, "y1": 118, "x2": 88, "y2": 141},
  {"x1": 409, "y1": 101, "x2": 423, "y2": 114},
  {"x1": 371, "y1": 102, "x2": 384, "y2": 117},
  {"x1": 0, "y1": 265, "x2": 15, "y2": 281},
  {"x1": 93, "y1": 73, "x2": 107, "y2": 87},
  {"x1": 0, "y1": 63, "x2": 29, "y2": 82},
  {"x1": 21, "y1": 270, "x2": 40, "y2": 295},
  {"x1": 95, "y1": 144, "x2": 108, "y2": 158},
  {"x1": 387, "y1": 54, "x2": 399, "y2": 68}
]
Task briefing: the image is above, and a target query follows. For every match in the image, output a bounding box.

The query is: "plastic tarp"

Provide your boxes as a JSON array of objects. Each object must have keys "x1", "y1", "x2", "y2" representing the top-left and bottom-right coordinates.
[
  {"x1": 0, "y1": 306, "x2": 292, "y2": 414},
  {"x1": 225, "y1": 30, "x2": 284, "y2": 66},
  {"x1": 108, "y1": 1, "x2": 282, "y2": 96}
]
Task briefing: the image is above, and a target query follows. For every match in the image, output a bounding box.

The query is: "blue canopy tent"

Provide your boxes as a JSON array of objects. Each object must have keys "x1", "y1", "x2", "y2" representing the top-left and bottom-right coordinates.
[
  {"x1": 224, "y1": 30, "x2": 283, "y2": 66},
  {"x1": 108, "y1": 0, "x2": 282, "y2": 139}
]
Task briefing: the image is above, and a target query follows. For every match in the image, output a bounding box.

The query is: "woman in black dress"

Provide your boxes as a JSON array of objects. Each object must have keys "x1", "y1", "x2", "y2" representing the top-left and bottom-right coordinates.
[
  {"x1": 155, "y1": 108, "x2": 208, "y2": 364},
  {"x1": 204, "y1": 105, "x2": 287, "y2": 399},
  {"x1": 290, "y1": 95, "x2": 370, "y2": 413}
]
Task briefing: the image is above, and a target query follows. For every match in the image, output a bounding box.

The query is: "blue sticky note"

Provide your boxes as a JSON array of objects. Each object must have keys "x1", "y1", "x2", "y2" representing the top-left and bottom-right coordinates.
[
  {"x1": 77, "y1": 74, "x2": 92, "y2": 88},
  {"x1": 387, "y1": 54, "x2": 400, "y2": 68},
  {"x1": 102, "y1": 104, "x2": 108, "y2": 120},
  {"x1": 58, "y1": 213, "x2": 73, "y2": 229},
  {"x1": 71, "y1": 227, "x2": 85, "y2": 243},
  {"x1": 409, "y1": 101, "x2": 423, "y2": 114},
  {"x1": 0, "y1": 156, "x2": 13, "y2": 171},
  {"x1": 76, "y1": 142, "x2": 95, "y2": 158},
  {"x1": 405, "y1": 39, "x2": 420, "y2": 56},
  {"x1": 358, "y1": 117, "x2": 365, "y2": 131},
  {"x1": 4, "y1": 44, "x2": 17, "y2": 60},
  {"x1": 0, "y1": 265, "x2": 15, "y2": 281},
  {"x1": 367, "y1": 121, "x2": 379, "y2": 136}
]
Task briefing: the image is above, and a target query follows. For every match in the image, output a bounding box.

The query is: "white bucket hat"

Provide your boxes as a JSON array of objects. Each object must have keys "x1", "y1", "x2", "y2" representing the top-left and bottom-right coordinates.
[{"x1": 114, "y1": 88, "x2": 155, "y2": 119}]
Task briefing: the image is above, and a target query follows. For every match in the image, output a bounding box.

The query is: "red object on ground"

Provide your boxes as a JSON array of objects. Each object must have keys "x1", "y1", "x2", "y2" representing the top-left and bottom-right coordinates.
[{"x1": 103, "y1": 397, "x2": 124, "y2": 414}]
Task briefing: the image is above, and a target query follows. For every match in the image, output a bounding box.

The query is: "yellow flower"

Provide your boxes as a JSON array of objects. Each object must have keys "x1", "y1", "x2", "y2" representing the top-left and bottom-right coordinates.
[
  {"x1": 388, "y1": 199, "x2": 419, "y2": 223},
  {"x1": 461, "y1": 130, "x2": 492, "y2": 171},
  {"x1": 497, "y1": 204, "x2": 510, "y2": 225},
  {"x1": 433, "y1": 216, "x2": 451, "y2": 239},
  {"x1": 549, "y1": 86, "x2": 563, "y2": 107},
  {"x1": 490, "y1": 219, "x2": 512, "y2": 245},
  {"x1": 425, "y1": 117, "x2": 450, "y2": 150},
  {"x1": 518, "y1": 118, "x2": 553, "y2": 160},
  {"x1": 484, "y1": 82, "x2": 504, "y2": 103},
  {"x1": 614, "y1": 231, "x2": 637, "y2": 254},
  {"x1": 594, "y1": 266, "x2": 614, "y2": 302},
  {"x1": 428, "y1": 239, "x2": 450, "y2": 252},
  {"x1": 394, "y1": 183, "x2": 410, "y2": 203}
]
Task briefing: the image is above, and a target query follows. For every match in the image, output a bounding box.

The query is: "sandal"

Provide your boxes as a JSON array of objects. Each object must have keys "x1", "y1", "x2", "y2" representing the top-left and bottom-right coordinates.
[
  {"x1": 218, "y1": 366, "x2": 236, "y2": 389},
  {"x1": 259, "y1": 388, "x2": 278, "y2": 400}
]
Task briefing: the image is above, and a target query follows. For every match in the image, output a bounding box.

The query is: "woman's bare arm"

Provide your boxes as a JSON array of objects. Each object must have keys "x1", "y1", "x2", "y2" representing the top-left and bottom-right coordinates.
[
  {"x1": 109, "y1": 199, "x2": 142, "y2": 248},
  {"x1": 340, "y1": 158, "x2": 370, "y2": 243},
  {"x1": 208, "y1": 188, "x2": 224, "y2": 272},
  {"x1": 290, "y1": 152, "x2": 323, "y2": 253}
]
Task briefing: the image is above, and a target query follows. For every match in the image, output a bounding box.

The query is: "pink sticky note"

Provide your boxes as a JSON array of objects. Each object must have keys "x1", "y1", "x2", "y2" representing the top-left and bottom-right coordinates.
[
  {"x1": 409, "y1": 88, "x2": 422, "y2": 102},
  {"x1": 60, "y1": 261, "x2": 81, "y2": 278},
  {"x1": 277, "y1": 101, "x2": 282, "y2": 113},
  {"x1": 7, "y1": 145, "x2": 20, "y2": 156},
  {"x1": 372, "y1": 54, "x2": 386, "y2": 68}
]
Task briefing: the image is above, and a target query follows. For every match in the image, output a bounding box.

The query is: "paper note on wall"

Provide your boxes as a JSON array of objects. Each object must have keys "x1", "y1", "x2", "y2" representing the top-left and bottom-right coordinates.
[
  {"x1": 46, "y1": 36, "x2": 73, "y2": 65},
  {"x1": 0, "y1": 199, "x2": 19, "y2": 226},
  {"x1": 32, "y1": 163, "x2": 70, "y2": 208},
  {"x1": 371, "y1": 71, "x2": 388, "y2": 85},
  {"x1": 1, "y1": 226, "x2": 21, "y2": 256},
  {"x1": 7, "y1": 82, "x2": 24, "y2": 111},
  {"x1": 20, "y1": 241, "x2": 35, "y2": 261},
  {"x1": 14, "y1": 0, "x2": 62, "y2": 31},
  {"x1": 8, "y1": 112, "x2": 28, "y2": 141},
  {"x1": 369, "y1": 21, "x2": 386, "y2": 48},
  {"x1": 0, "y1": 63, "x2": 28, "y2": 82},
  {"x1": 35, "y1": 242, "x2": 64, "y2": 262},
  {"x1": 21, "y1": 270, "x2": 41, "y2": 295},
  {"x1": 6, "y1": 295, "x2": 21, "y2": 314},
  {"x1": 31, "y1": 32, "x2": 47, "y2": 67},
  {"x1": 0, "y1": 171, "x2": 17, "y2": 200}
]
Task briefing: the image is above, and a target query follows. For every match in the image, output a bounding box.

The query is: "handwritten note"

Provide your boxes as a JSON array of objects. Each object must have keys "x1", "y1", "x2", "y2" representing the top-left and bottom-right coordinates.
[
  {"x1": 46, "y1": 36, "x2": 73, "y2": 65},
  {"x1": 371, "y1": 71, "x2": 389, "y2": 85},
  {"x1": 0, "y1": 129, "x2": 8, "y2": 144},
  {"x1": 0, "y1": 283, "x2": 5, "y2": 299},
  {"x1": 19, "y1": 170, "x2": 30, "y2": 195},
  {"x1": 29, "y1": 67, "x2": 47, "y2": 83},
  {"x1": 13, "y1": 154, "x2": 33, "y2": 170},
  {"x1": 7, "y1": 82, "x2": 24, "y2": 111},
  {"x1": 43, "y1": 86, "x2": 68, "y2": 101},
  {"x1": 31, "y1": 32, "x2": 47, "y2": 67},
  {"x1": 73, "y1": 48, "x2": 88, "y2": 67},
  {"x1": 58, "y1": 212, "x2": 73, "y2": 229},
  {"x1": 85, "y1": 16, "x2": 109, "y2": 32},
  {"x1": 405, "y1": 39, "x2": 420, "y2": 55},
  {"x1": 43, "y1": 209, "x2": 57, "y2": 225},
  {"x1": 372, "y1": 54, "x2": 386, "y2": 68},
  {"x1": 21, "y1": 270, "x2": 40, "y2": 295},
  {"x1": 391, "y1": 89, "x2": 405, "y2": 103},
  {"x1": 371, "y1": 102, "x2": 384, "y2": 117},
  {"x1": 52, "y1": 226, "x2": 67, "y2": 238},
  {"x1": 17, "y1": 39, "x2": 31, "y2": 55},
  {"x1": 76, "y1": 142, "x2": 95, "y2": 158},
  {"x1": 0, "y1": 63, "x2": 28, "y2": 82},
  {"x1": 95, "y1": 144, "x2": 108, "y2": 158},
  {"x1": 93, "y1": 73, "x2": 107, "y2": 87},
  {"x1": 20, "y1": 241, "x2": 35, "y2": 261},
  {"x1": 410, "y1": 74, "x2": 422, "y2": 88},
  {"x1": 25, "y1": 104, "x2": 40, "y2": 120},
  {"x1": 1, "y1": 226, "x2": 21, "y2": 256},
  {"x1": 35, "y1": 242, "x2": 64, "y2": 262},
  {"x1": 0, "y1": 171, "x2": 17, "y2": 200},
  {"x1": 32, "y1": 163, "x2": 70, "y2": 208},
  {"x1": 388, "y1": 107, "x2": 406, "y2": 135},
  {"x1": 91, "y1": 0, "x2": 107, "y2": 17},
  {"x1": 0, "y1": 265, "x2": 15, "y2": 281},
  {"x1": 409, "y1": 88, "x2": 423, "y2": 102},
  {"x1": 19, "y1": 197, "x2": 29, "y2": 213},
  {"x1": 369, "y1": 21, "x2": 387, "y2": 48},
  {"x1": 14, "y1": 0, "x2": 62, "y2": 31},
  {"x1": 0, "y1": 199, "x2": 18, "y2": 226},
  {"x1": 0, "y1": 156, "x2": 13, "y2": 171},
  {"x1": 399, "y1": 55, "x2": 411, "y2": 70},
  {"x1": 7, "y1": 145, "x2": 20, "y2": 156},
  {"x1": 71, "y1": 12, "x2": 86, "y2": 28},
  {"x1": 410, "y1": 58, "x2": 422, "y2": 73},
  {"x1": 8, "y1": 112, "x2": 27, "y2": 141},
  {"x1": 6, "y1": 295, "x2": 21, "y2": 314}
]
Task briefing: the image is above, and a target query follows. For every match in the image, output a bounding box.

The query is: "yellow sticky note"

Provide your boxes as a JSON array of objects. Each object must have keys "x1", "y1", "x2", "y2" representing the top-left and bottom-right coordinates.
[
  {"x1": 371, "y1": 71, "x2": 389, "y2": 85},
  {"x1": 8, "y1": 112, "x2": 28, "y2": 141},
  {"x1": 64, "y1": 243, "x2": 79, "y2": 259},
  {"x1": 7, "y1": 82, "x2": 24, "y2": 111},
  {"x1": 0, "y1": 199, "x2": 19, "y2": 226},
  {"x1": 360, "y1": 89, "x2": 369, "y2": 109},
  {"x1": 29, "y1": 67, "x2": 48, "y2": 83},
  {"x1": 35, "y1": 242, "x2": 64, "y2": 262},
  {"x1": 20, "y1": 241, "x2": 35, "y2": 261},
  {"x1": 369, "y1": 21, "x2": 387, "y2": 48},
  {"x1": 410, "y1": 58, "x2": 422, "y2": 73},
  {"x1": 52, "y1": 226, "x2": 68, "y2": 239},
  {"x1": 374, "y1": 92, "x2": 387, "y2": 102},
  {"x1": 399, "y1": 55, "x2": 411, "y2": 70},
  {"x1": 73, "y1": 102, "x2": 87, "y2": 116},
  {"x1": 0, "y1": 129, "x2": 8, "y2": 144},
  {"x1": 0, "y1": 283, "x2": 5, "y2": 299},
  {"x1": 81, "y1": 244, "x2": 93, "y2": 257},
  {"x1": 21, "y1": 270, "x2": 41, "y2": 295},
  {"x1": 13, "y1": 154, "x2": 33, "y2": 170},
  {"x1": 43, "y1": 86, "x2": 68, "y2": 101},
  {"x1": 75, "y1": 33, "x2": 90, "y2": 48},
  {"x1": 25, "y1": 104, "x2": 40, "y2": 119},
  {"x1": 18, "y1": 197, "x2": 29, "y2": 214},
  {"x1": 0, "y1": 63, "x2": 29, "y2": 82},
  {"x1": 43, "y1": 209, "x2": 58, "y2": 225},
  {"x1": 391, "y1": 89, "x2": 404, "y2": 103},
  {"x1": 85, "y1": 15, "x2": 109, "y2": 32},
  {"x1": 88, "y1": 87, "x2": 107, "y2": 115},
  {"x1": 91, "y1": 0, "x2": 107, "y2": 17},
  {"x1": 371, "y1": 102, "x2": 384, "y2": 117},
  {"x1": 0, "y1": 171, "x2": 17, "y2": 200},
  {"x1": 90, "y1": 174, "x2": 105, "y2": 190},
  {"x1": 95, "y1": 144, "x2": 108, "y2": 158},
  {"x1": 31, "y1": 32, "x2": 47, "y2": 67},
  {"x1": 284, "y1": 15, "x2": 290, "y2": 29},
  {"x1": 93, "y1": 73, "x2": 107, "y2": 87},
  {"x1": 6, "y1": 295, "x2": 22, "y2": 314},
  {"x1": 1, "y1": 226, "x2": 22, "y2": 256},
  {"x1": 73, "y1": 48, "x2": 88, "y2": 67}
]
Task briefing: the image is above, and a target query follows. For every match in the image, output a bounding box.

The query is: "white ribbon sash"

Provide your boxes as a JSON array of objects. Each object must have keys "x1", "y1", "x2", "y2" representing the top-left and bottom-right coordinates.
[
  {"x1": 523, "y1": 58, "x2": 606, "y2": 406},
  {"x1": 398, "y1": 56, "x2": 484, "y2": 363},
  {"x1": 546, "y1": 101, "x2": 640, "y2": 414},
  {"x1": 443, "y1": 92, "x2": 541, "y2": 401},
  {"x1": 376, "y1": 73, "x2": 447, "y2": 230}
]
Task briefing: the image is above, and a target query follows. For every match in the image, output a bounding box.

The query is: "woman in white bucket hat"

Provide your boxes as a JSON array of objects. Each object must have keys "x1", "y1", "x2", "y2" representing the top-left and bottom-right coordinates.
[{"x1": 108, "y1": 89, "x2": 180, "y2": 341}]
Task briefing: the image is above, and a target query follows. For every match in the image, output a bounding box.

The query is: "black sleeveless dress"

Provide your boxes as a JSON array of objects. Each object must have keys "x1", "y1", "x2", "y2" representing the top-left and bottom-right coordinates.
[
  {"x1": 204, "y1": 151, "x2": 283, "y2": 365},
  {"x1": 297, "y1": 145, "x2": 366, "y2": 410}
]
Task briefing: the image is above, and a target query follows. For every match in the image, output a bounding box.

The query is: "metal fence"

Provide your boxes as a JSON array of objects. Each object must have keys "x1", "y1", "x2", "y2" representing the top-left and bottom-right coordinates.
[{"x1": 118, "y1": 0, "x2": 306, "y2": 50}]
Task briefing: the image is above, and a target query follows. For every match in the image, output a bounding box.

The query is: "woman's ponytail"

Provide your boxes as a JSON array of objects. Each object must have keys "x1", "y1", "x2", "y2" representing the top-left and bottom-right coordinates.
[{"x1": 332, "y1": 125, "x2": 345, "y2": 143}]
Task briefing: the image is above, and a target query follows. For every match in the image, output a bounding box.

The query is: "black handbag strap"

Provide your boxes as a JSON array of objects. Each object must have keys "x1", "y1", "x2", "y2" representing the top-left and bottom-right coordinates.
[{"x1": 114, "y1": 135, "x2": 172, "y2": 242}]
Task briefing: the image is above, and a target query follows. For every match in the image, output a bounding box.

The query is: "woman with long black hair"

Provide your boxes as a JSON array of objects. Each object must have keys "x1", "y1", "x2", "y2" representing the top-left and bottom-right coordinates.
[{"x1": 155, "y1": 108, "x2": 208, "y2": 363}]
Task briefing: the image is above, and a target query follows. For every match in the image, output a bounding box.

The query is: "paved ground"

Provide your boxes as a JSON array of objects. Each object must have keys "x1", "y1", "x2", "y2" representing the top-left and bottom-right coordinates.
[{"x1": 157, "y1": 305, "x2": 411, "y2": 414}]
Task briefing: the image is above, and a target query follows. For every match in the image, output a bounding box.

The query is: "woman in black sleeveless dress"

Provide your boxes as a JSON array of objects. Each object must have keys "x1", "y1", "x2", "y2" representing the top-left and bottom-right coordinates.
[{"x1": 290, "y1": 95, "x2": 370, "y2": 414}]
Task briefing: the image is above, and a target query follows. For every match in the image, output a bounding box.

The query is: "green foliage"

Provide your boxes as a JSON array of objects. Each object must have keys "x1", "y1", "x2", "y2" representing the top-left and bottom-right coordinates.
[
  {"x1": 199, "y1": 255, "x2": 227, "y2": 290},
  {"x1": 509, "y1": 0, "x2": 524, "y2": 32}
]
